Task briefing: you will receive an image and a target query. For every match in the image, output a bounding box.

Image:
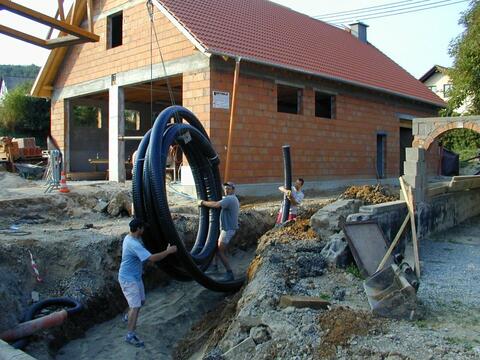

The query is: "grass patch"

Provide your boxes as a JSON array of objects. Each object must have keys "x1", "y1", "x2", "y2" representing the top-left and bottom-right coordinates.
[
  {"x1": 319, "y1": 293, "x2": 331, "y2": 301},
  {"x1": 346, "y1": 264, "x2": 364, "y2": 279}
]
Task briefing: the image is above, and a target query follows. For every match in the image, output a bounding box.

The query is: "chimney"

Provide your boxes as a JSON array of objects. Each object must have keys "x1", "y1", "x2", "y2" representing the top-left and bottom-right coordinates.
[{"x1": 350, "y1": 22, "x2": 369, "y2": 43}]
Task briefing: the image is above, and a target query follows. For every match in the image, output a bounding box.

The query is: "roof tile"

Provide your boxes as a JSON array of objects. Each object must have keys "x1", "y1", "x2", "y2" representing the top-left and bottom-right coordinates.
[{"x1": 158, "y1": 0, "x2": 444, "y2": 106}]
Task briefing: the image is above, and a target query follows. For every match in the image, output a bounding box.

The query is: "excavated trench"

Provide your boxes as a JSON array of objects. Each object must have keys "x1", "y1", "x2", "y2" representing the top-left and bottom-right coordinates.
[{"x1": 0, "y1": 188, "x2": 295, "y2": 359}]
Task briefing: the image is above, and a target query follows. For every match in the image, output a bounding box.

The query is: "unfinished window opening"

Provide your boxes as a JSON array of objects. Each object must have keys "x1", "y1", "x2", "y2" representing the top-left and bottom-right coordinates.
[
  {"x1": 315, "y1": 91, "x2": 335, "y2": 119},
  {"x1": 376, "y1": 133, "x2": 387, "y2": 179},
  {"x1": 125, "y1": 110, "x2": 141, "y2": 131},
  {"x1": 73, "y1": 105, "x2": 102, "y2": 128},
  {"x1": 277, "y1": 84, "x2": 302, "y2": 114},
  {"x1": 108, "y1": 12, "x2": 123, "y2": 49}
]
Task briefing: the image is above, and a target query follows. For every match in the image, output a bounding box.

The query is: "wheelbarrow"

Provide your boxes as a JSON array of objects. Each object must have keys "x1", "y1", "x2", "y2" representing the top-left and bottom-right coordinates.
[{"x1": 14, "y1": 163, "x2": 46, "y2": 180}]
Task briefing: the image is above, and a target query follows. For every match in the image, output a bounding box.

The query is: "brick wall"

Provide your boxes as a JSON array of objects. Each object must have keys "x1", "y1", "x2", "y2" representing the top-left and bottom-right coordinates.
[
  {"x1": 50, "y1": 99, "x2": 65, "y2": 152},
  {"x1": 209, "y1": 63, "x2": 437, "y2": 184},
  {"x1": 54, "y1": 2, "x2": 196, "y2": 89}
]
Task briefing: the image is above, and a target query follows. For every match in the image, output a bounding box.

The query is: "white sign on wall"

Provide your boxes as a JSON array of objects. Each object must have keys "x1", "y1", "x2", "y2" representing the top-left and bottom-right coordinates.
[{"x1": 212, "y1": 90, "x2": 230, "y2": 109}]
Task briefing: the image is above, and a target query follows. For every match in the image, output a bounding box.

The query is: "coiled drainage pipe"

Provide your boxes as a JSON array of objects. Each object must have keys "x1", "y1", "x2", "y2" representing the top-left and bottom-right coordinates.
[{"x1": 132, "y1": 105, "x2": 244, "y2": 292}]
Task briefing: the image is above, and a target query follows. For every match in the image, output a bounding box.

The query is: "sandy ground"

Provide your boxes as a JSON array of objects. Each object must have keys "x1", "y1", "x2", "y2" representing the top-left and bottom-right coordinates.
[{"x1": 55, "y1": 249, "x2": 254, "y2": 360}]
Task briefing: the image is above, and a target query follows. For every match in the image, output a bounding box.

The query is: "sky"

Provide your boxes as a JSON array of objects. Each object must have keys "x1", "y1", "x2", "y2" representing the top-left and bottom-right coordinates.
[{"x1": 0, "y1": 0, "x2": 471, "y2": 78}]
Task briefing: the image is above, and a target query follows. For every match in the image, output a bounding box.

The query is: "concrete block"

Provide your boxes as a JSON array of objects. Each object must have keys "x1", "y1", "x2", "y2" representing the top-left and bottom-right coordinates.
[
  {"x1": 403, "y1": 161, "x2": 425, "y2": 177},
  {"x1": 279, "y1": 295, "x2": 330, "y2": 310},
  {"x1": 403, "y1": 174, "x2": 426, "y2": 189},
  {"x1": 320, "y1": 232, "x2": 352, "y2": 268},
  {"x1": 0, "y1": 340, "x2": 36, "y2": 360},
  {"x1": 223, "y1": 337, "x2": 256, "y2": 360},
  {"x1": 405, "y1": 148, "x2": 425, "y2": 162}
]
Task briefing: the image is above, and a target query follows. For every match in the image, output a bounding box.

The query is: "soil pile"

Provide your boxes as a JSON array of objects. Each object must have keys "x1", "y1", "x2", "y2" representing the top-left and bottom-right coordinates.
[
  {"x1": 317, "y1": 306, "x2": 382, "y2": 358},
  {"x1": 340, "y1": 184, "x2": 398, "y2": 205}
]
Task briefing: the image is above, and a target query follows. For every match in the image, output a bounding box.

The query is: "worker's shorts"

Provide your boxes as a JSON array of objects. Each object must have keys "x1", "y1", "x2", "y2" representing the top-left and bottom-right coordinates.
[
  {"x1": 219, "y1": 230, "x2": 236, "y2": 245},
  {"x1": 119, "y1": 279, "x2": 145, "y2": 308}
]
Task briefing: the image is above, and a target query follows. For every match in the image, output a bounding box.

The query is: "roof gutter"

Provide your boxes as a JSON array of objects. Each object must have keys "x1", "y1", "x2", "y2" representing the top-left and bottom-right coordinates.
[{"x1": 207, "y1": 49, "x2": 445, "y2": 108}]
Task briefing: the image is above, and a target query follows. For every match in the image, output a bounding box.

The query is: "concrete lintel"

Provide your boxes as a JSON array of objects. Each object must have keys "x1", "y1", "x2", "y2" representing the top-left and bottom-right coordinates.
[
  {"x1": 358, "y1": 200, "x2": 407, "y2": 215},
  {"x1": 174, "y1": 176, "x2": 400, "y2": 198},
  {"x1": 109, "y1": 86, "x2": 125, "y2": 183},
  {"x1": 52, "y1": 53, "x2": 209, "y2": 101},
  {"x1": 414, "y1": 115, "x2": 480, "y2": 124}
]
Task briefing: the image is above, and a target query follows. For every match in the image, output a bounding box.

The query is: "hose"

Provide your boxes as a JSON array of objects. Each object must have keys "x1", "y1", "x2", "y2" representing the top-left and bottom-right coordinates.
[
  {"x1": 9, "y1": 297, "x2": 83, "y2": 349},
  {"x1": 280, "y1": 145, "x2": 292, "y2": 223},
  {"x1": 133, "y1": 105, "x2": 244, "y2": 292}
]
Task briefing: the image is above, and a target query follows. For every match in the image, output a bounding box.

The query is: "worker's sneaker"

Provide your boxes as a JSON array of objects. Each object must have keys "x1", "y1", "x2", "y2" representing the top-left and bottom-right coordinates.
[
  {"x1": 222, "y1": 270, "x2": 234, "y2": 281},
  {"x1": 125, "y1": 332, "x2": 144, "y2": 347}
]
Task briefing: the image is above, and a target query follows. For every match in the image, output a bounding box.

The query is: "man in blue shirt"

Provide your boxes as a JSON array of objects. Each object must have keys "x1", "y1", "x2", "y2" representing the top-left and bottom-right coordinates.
[
  {"x1": 199, "y1": 181, "x2": 240, "y2": 281},
  {"x1": 118, "y1": 218, "x2": 177, "y2": 347}
]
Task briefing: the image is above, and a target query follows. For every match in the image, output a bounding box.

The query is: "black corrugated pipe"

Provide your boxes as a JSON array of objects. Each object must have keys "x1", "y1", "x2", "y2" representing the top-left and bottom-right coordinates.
[
  {"x1": 132, "y1": 106, "x2": 244, "y2": 292},
  {"x1": 280, "y1": 145, "x2": 292, "y2": 223}
]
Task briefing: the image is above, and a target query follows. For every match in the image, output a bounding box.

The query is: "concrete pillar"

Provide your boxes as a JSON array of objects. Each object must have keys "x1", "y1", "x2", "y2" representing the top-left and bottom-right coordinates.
[
  {"x1": 109, "y1": 85, "x2": 125, "y2": 182},
  {"x1": 403, "y1": 147, "x2": 426, "y2": 203}
]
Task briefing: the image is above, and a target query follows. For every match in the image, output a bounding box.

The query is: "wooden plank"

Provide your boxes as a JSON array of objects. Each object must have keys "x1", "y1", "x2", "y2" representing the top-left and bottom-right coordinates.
[
  {"x1": 376, "y1": 214, "x2": 410, "y2": 272},
  {"x1": 0, "y1": 0, "x2": 98, "y2": 42},
  {"x1": 0, "y1": 24, "x2": 47, "y2": 48},
  {"x1": 58, "y1": 0, "x2": 65, "y2": 21},
  {"x1": 45, "y1": 35, "x2": 86, "y2": 49},
  {"x1": 279, "y1": 295, "x2": 330, "y2": 310},
  {"x1": 400, "y1": 176, "x2": 421, "y2": 277},
  {"x1": 86, "y1": 0, "x2": 93, "y2": 33}
]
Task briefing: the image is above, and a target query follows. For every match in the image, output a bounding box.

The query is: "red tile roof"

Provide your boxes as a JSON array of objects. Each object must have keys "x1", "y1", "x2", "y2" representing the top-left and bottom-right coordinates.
[{"x1": 157, "y1": 0, "x2": 444, "y2": 107}]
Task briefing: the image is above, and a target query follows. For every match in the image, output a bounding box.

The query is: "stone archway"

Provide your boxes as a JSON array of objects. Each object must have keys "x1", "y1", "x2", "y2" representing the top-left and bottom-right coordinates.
[
  {"x1": 412, "y1": 116, "x2": 480, "y2": 149},
  {"x1": 403, "y1": 116, "x2": 480, "y2": 203}
]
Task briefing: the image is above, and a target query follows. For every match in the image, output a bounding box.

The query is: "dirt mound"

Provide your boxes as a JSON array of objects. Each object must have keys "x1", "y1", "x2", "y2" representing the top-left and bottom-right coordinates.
[
  {"x1": 274, "y1": 218, "x2": 318, "y2": 240},
  {"x1": 317, "y1": 306, "x2": 382, "y2": 358},
  {"x1": 340, "y1": 184, "x2": 398, "y2": 205}
]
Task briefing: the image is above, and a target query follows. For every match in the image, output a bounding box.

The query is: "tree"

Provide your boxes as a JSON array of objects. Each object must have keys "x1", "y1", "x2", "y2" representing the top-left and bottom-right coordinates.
[
  {"x1": 0, "y1": 81, "x2": 50, "y2": 146},
  {"x1": 447, "y1": 0, "x2": 480, "y2": 115}
]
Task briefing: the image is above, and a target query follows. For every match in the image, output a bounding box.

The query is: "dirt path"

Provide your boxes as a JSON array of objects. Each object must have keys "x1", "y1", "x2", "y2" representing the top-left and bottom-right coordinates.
[
  {"x1": 55, "y1": 249, "x2": 254, "y2": 360},
  {"x1": 416, "y1": 215, "x2": 480, "y2": 348}
]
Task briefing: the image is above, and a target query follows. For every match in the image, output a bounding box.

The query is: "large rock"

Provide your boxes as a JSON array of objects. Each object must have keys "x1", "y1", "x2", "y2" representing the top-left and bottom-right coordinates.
[
  {"x1": 310, "y1": 199, "x2": 363, "y2": 239},
  {"x1": 107, "y1": 192, "x2": 132, "y2": 217},
  {"x1": 320, "y1": 231, "x2": 352, "y2": 268}
]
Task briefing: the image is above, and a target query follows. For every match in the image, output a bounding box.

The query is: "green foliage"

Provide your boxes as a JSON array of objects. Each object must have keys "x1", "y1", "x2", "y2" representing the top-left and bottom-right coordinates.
[
  {"x1": 440, "y1": 128, "x2": 480, "y2": 161},
  {"x1": 0, "y1": 64, "x2": 39, "y2": 79},
  {"x1": 345, "y1": 264, "x2": 363, "y2": 279},
  {"x1": 0, "y1": 81, "x2": 50, "y2": 146},
  {"x1": 447, "y1": 1, "x2": 480, "y2": 115},
  {"x1": 73, "y1": 105, "x2": 99, "y2": 127},
  {"x1": 319, "y1": 293, "x2": 331, "y2": 301}
]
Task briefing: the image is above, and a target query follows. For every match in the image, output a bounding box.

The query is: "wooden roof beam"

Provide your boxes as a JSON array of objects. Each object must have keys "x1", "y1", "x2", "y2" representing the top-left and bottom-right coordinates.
[{"x1": 0, "y1": 0, "x2": 98, "y2": 43}]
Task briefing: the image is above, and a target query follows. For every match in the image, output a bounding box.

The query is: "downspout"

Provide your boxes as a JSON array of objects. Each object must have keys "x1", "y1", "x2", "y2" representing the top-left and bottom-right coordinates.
[{"x1": 223, "y1": 57, "x2": 241, "y2": 182}]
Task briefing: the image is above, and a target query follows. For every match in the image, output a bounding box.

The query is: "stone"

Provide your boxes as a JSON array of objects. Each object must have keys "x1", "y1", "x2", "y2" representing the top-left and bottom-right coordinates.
[
  {"x1": 223, "y1": 337, "x2": 256, "y2": 360},
  {"x1": 320, "y1": 232, "x2": 352, "y2": 268},
  {"x1": 31, "y1": 291, "x2": 39, "y2": 302},
  {"x1": 310, "y1": 199, "x2": 363, "y2": 238},
  {"x1": 93, "y1": 200, "x2": 109, "y2": 213},
  {"x1": 332, "y1": 288, "x2": 346, "y2": 301},
  {"x1": 107, "y1": 192, "x2": 132, "y2": 217},
  {"x1": 250, "y1": 326, "x2": 271, "y2": 345}
]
